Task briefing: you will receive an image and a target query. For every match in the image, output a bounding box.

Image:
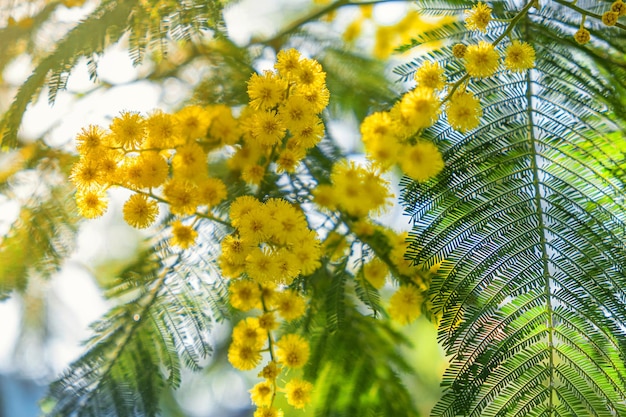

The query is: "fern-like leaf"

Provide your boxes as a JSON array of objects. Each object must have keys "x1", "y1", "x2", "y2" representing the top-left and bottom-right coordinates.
[{"x1": 401, "y1": 2, "x2": 626, "y2": 416}]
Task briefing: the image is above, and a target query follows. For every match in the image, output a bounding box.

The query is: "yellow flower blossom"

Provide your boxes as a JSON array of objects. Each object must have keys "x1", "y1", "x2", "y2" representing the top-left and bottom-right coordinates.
[
  {"x1": 273, "y1": 290, "x2": 307, "y2": 321},
  {"x1": 76, "y1": 189, "x2": 108, "y2": 219},
  {"x1": 229, "y1": 279, "x2": 261, "y2": 311},
  {"x1": 170, "y1": 220, "x2": 198, "y2": 249},
  {"x1": 122, "y1": 194, "x2": 159, "y2": 228},
  {"x1": 465, "y1": 2, "x2": 492, "y2": 32},
  {"x1": 249, "y1": 381, "x2": 273, "y2": 407},
  {"x1": 110, "y1": 111, "x2": 145, "y2": 150},
  {"x1": 228, "y1": 342, "x2": 262, "y2": 371},
  {"x1": 284, "y1": 379, "x2": 313, "y2": 409},
  {"x1": 446, "y1": 90, "x2": 482, "y2": 133},
  {"x1": 504, "y1": 41, "x2": 535, "y2": 72},
  {"x1": 464, "y1": 41, "x2": 500, "y2": 78},
  {"x1": 247, "y1": 71, "x2": 288, "y2": 110},
  {"x1": 414, "y1": 61, "x2": 446, "y2": 90},
  {"x1": 276, "y1": 334, "x2": 310, "y2": 369},
  {"x1": 399, "y1": 87, "x2": 441, "y2": 131},
  {"x1": 389, "y1": 285, "x2": 423, "y2": 325},
  {"x1": 398, "y1": 141, "x2": 445, "y2": 182}
]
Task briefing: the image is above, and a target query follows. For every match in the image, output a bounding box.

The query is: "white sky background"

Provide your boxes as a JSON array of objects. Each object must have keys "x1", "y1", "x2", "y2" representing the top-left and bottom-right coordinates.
[{"x1": 0, "y1": 0, "x2": 424, "y2": 414}]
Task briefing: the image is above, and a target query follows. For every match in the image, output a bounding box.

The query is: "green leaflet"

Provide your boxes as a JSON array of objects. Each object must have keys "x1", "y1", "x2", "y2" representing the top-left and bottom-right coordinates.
[{"x1": 401, "y1": 1, "x2": 626, "y2": 416}]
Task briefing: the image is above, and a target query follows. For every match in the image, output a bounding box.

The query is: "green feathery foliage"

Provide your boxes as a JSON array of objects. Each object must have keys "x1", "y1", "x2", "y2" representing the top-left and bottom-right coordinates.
[
  {"x1": 43, "y1": 237, "x2": 229, "y2": 417},
  {"x1": 401, "y1": 1, "x2": 626, "y2": 416},
  {"x1": 0, "y1": 0, "x2": 224, "y2": 149}
]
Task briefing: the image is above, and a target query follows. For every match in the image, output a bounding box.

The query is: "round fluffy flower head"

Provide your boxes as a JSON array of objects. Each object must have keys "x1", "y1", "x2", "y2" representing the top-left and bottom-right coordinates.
[
  {"x1": 259, "y1": 361, "x2": 281, "y2": 381},
  {"x1": 275, "y1": 48, "x2": 302, "y2": 79},
  {"x1": 248, "y1": 71, "x2": 288, "y2": 110},
  {"x1": 76, "y1": 189, "x2": 108, "y2": 219},
  {"x1": 75, "y1": 125, "x2": 106, "y2": 154},
  {"x1": 249, "y1": 381, "x2": 273, "y2": 407},
  {"x1": 399, "y1": 87, "x2": 441, "y2": 130},
  {"x1": 505, "y1": 41, "x2": 535, "y2": 72},
  {"x1": 163, "y1": 179, "x2": 198, "y2": 215},
  {"x1": 110, "y1": 111, "x2": 145, "y2": 149},
  {"x1": 229, "y1": 279, "x2": 261, "y2": 311},
  {"x1": 228, "y1": 342, "x2": 262, "y2": 371},
  {"x1": 294, "y1": 58, "x2": 326, "y2": 92},
  {"x1": 253, "y1": 407, "x2": 283, "y2": 417},
  {"x1": 70, "y1": 158, "x2": 104, "y2": 190},
  {"x1": 170, "y1": 220, "x2": 198, "y2": 249},
  {"x1": 399, "y1": 141, "x2": 445, "y2": 182},
  {"x1": 145, "y1": 110, "x2": 177, "y2": 149},
  {"x1": 574, "y1": 27, "x2": 590, "y2": 44},
  {"x1": 197, "y1": 177, "x2": 227, "y2": 208},
  {"x1": 465, "y1": 2, "x2": 492, "y2": 32},
  {"x1": 258, "y1": 312, "x2": 278, "y2": 331},
  {"x1": 388, "y1": 285, "x2": 423, "y2": 325},
  {"x1": 230, "y1": 195, "x2": 263, "y2": 227},
  {"x1": 446, "y1": 90, "x2": 482, "y2": 133},
  {"x1": 273, "y1": 290, "x2": 307, "y2": 321},
  {"x1": 276, "y1": 334, "x2": 310, "y2": 369},
  {"x1": 232, "y1": 317, "x2": 265, "y2": 349},
  {"x1": 612, "y1": 0, "x2": 626, "y2": 16},
  {"x1": 284, "y1": 379, "x2": 314, "y2": 409},
  {"x1": 175, "y1": 105, "x2": 212, "y2": 140},
  {"x1": 602, "y1": 10, "x2": 619, "y2": 26},
  {"x1": 464, "y1": 41, "x2": 499, "y2": 78},
  {"x1": 414, "y1": 61, "x2": 446, "y2": 90},
  {"x1": 252, "y1": 110, "x2": 286, "y2": 148},
  {"x1": 122, "y1": 194, "x2": 159, "y2": 228},
  {"x1": 452, "y1": 43, "x2": 467, "y2": 59}
]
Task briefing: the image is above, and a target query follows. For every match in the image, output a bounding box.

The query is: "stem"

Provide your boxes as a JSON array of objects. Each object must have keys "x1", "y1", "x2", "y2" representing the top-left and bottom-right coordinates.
[
  {"x1": 248, "y1": 0, "x2": 408, "y2": 48},
  {"x1": 552, "y1": 0, "x2": 626, "y2": 30}
]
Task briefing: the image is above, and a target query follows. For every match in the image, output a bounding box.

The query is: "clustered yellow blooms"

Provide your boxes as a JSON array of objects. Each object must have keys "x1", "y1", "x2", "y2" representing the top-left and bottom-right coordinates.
[
  {"x1": 313, "y1": 160, "x2": 393, "y2": 218},
  {"x1": 225, "y1": 246, "x2": 314, "y2": 414},
  {"x1": 358, "y1": 2, "x2": 538, "y2": 181},
  {"x1": 70, "y1": 105, "x2": 230, "y2": 249},
  {"x1": 574, "y1": 0, "x2": 624, "y2": 44},
  {"x1": 230, "y1": 48, "x2": 328, "y2": 185}
]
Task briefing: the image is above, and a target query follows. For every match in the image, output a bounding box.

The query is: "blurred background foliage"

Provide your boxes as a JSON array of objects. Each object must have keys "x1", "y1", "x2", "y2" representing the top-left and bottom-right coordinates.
[{"x1": 0, "y1": 0, "x2": 448, "y2": 416}]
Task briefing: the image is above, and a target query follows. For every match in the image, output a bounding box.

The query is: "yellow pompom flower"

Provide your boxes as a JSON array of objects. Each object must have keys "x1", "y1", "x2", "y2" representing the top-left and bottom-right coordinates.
[
  {"x1": 221, "y1": 234, "x2": 253, "y2": 265},
  {"x1": 242, "y1": 164, "x2": 266, "y2": 186},
  {"x1": 414, "y1": 61, "x2": 446, "y2": 90},
  {"x1": 276, "y1": 334, "x2": 310, "y2": 369},
  {"x1": 602, "y1": 10, "x2": 619, "y2": 26},
  {"x1": 290, "y1": 117, "x2": 325, "y2": 149},
  {"x1": 276, "y1": 148, "x2": 305, "y2": 174},
  {"x1": 464, "y1": 41, "x2": 499, "y2": 78},
  {"x1": 248, "y1": 71, "x2": 288, "y2": 110},
  {"x1": 452, "y1": 43, "x2": 467, "y2": 59},
  {"x1": 279, "y1": 95, "x2": 315, "y2": 132},
  {"x1": 172, "y1": 142, "x2": 208, "y2": 182},
  {"x1": 611, "y1": 0, "x2": 626, "y2": 16},
  {"x1": 70, "y1": 157, "x2": 105, "y2": 190},
  {"x1": 259, "y1": 361, "x2": 281, "y2": 381},
  {"x1": 362, "y1": 258, "x2": 389, "y2": 289},
  {"x1": 246, "y1": 248, "x2": 281, "y2": 283},
  {"x1": 238, "y1": 206, "x2": 276, "y2": 244},
  {"x1": 135, "y1": 152, "x2": 169, "y2": 188},
  {"x1": 252, "y1": 111, "x2": 286, "y2": 148},
  {"x1": 388, "y1": 285, "x2": 423, "y2": 325},
  {"x1": 504, "y1": 41, "x2": 535, "y2": 72},
  {"x1": 292, "y1": 230, "x2": 322, "y2": 275},
  {"x1": 197, "y1": 177, "x2": 227, "y2": 208},
  {"x1": 170, "y1": 220, "x2": 198, "y2": 249},
  {"x1": 284, "y1": 379, "x2": 313, "y2": 409},
  {"x1": 399, "y1": 87, "x2": 441, "y2": 131},
  {"x1": 175, "y1": 105, "x2": 212, "y2": 140},
  {"x1": 274, "y1": 48, "x2": 302, "y2": 79},
  {"x1": 446, "y1": 90, "x2": 482, "y2": 133},
  {"x1": 293, "y1": 58, "x2": 326, "y2": 92},
  {"x1": 465, "y1": 2, "x2": 492, "y2": 32},
  {"x1": 574, "y1": 27, "x2": 590, "y2": 44},
  {"x1": 258, "y1": 312, "x2": 278, "y2": 331},
  {"x1": 253, "y1": 406, "x2": 283, "y2": 417},
  {"x1": 75, "y1": 125, "x2": 106, "y2": 155},
  {"x1": 110, "y1": 111, "x2": 145, "y2": 149},
  {"x1": 145, "y1": 110, "x2": 177, "y2": 149},
  {"x1": 265, "y1": 198, "x2": 308, "y2": 244},
  {"x1": 163, "y1": 179, "x2": 199, "y2": 215},
  {"x1": 399, "y1": 141, "x2": 445, "y2": 182},
  {"x1": 228, "y1": 279, "x2": 261, "y2": 311},
  {"x1": 273, "y1": 290, "x2": 307, "y2": 321},
  {"x1": 232, "y1": 317, "x2": 266, "y2": 349},
  {"x1": 122, "y1": 194, "x2": 159, "y2": 228},
  {"x1": 249, "y1": 381, "x2": 273, "y2": 407},
  {"x1": 230, "y1": 196, "x2": 263, "y2": 227},
  {"x1": 76, "y1": 189, "x2": 108, "y2": 219},
  {"x1": 296, "y1": 85, "x2": 330, "y2": 114},
  {"x1": 228, "y1": 342, "x2": 262, "y2": 371}
]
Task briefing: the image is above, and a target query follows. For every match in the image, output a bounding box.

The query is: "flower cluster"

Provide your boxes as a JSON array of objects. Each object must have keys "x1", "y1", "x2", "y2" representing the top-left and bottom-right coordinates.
[
  {"x1": 313, "y1": 160, "x2": 393, "y2": 218},
  {"x1": 230, "y1": 49, "x2": 328, "y2": 185},
  {"x1": 226, "y1": 245, "x2": 315, "y2": 414},
  {"x1": 358, "y1": 2, "x2": 537, "y2": 181},
  {"x1": 70, "y1": 106, "x2": 231, "y2": 248}
]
